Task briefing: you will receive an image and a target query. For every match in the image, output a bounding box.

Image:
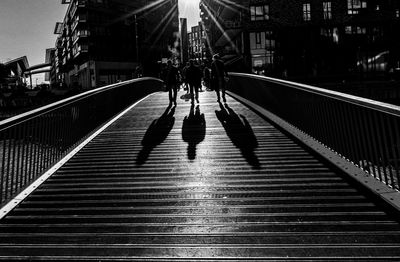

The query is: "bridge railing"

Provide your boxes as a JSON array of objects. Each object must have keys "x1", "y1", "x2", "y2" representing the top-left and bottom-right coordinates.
[
  {"x1": 0, "y1": 78, "x2": 163, "y2": 207},
  {"x1": 228, "y1": 73, "x2": 400, "y2": 190}
]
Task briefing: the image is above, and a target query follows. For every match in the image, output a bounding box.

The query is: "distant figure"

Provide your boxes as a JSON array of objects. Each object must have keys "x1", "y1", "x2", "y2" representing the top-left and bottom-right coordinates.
[
  {"x1": 211, "y1": 54, "x2": 228, "y2": 102},
  {"x1": 182, "y1": 62, "x2": 190, "y2": 93},
  {"x1": 134, "y1": 65, "x2": 143, "y2": 78},
  {"x1": 162, "y1": 60, "x2": 180, "y2": 106},
  {"x1": 203, "y1": 64, "x2": 211, "y2": 90},
  {"x1": 186, "y1": 60, "x2": 202, "y2": 104}
]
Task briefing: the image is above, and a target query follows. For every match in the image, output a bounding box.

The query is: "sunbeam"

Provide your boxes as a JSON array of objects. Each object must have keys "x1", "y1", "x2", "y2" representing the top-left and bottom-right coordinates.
[
  {"x1": 150, "y1": 6, "x2": 179, "y2": 50},
  {"x1": 217, "y1": 0, "x2": 247, "y2": 12},
  {"x1": 145, "y1": 4, "x2": 178, "y2": 43},
  {"x1": 200, "y1": 20, "x2": 215, "y2": 56},
  {"x1": 201, "y1": 1, "x2": 240, "y2": 54},
  {"x1": 111, "y1": 0, "x2": 170, "y2": 24}
]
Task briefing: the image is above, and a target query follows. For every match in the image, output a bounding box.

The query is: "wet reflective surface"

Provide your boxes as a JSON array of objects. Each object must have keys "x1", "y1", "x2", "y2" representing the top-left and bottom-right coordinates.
[{"x1": 1, "y1": 90, "x2": 400, "y2": 260}]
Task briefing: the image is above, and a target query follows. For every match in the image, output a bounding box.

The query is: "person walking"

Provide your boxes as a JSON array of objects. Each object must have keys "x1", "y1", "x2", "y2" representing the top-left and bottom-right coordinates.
[
  {"x1": 186, "y1": 60, "x2": 202, "y2": 104},
  {"x1": 162, "y1": 60, "x2": 180, "y2": 106},
  {"x1": 211, "y1": 54, "x2": 228, "y2": 102},
  {"x1": 182, "y1": 62, "x2": 190, "y2": 94},
  {"x1": 203, "y1": 63, "x2": 211, "y2": 91}
]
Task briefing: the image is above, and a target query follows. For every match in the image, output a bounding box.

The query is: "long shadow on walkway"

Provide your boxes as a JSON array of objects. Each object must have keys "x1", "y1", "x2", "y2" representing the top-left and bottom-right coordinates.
[
  {"x1": 136, "y1": 105, "x2": 176, "y2": 165},
  {"x1": 215, "y1": 102, "x2": 260, "y2": 168},
  {"x1": 182, "y1": 104, "x2": 206, "y2": 160}
]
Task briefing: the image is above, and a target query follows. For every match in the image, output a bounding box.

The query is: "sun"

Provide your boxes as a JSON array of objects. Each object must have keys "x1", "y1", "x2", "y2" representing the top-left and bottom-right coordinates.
[
  {"x1": 180, "y1": 0, "x2": 200, "y2": 8},
  {"x1": 179, "y1": 0, "x2": 201, "y2": 27},
  {"x1": 181, "y1": 0, "x2": 199, "y2": 4}
]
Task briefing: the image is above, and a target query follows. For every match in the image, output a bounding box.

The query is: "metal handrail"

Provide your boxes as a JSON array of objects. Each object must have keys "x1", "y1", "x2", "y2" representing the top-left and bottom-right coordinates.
[
  {"x1": 228, "y1": 72, "x2": 400, "y2": 190},
  {"x1": 234, "y1": 74, "x2": 400, "y2": 116},
  {"x1": 0, "y1": 78, "x2": 163, "y2": 207}
]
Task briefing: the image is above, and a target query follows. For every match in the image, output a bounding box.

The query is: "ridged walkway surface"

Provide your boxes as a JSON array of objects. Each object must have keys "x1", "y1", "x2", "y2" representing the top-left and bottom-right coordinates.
[{"x1": 1, "y1": 90, "x2": 400, "y2": 261}]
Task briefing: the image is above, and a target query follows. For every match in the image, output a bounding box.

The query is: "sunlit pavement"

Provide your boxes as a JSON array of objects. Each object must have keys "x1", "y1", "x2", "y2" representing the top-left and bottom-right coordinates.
[{"x1": 0, "y1": 90, "x2": 400, "y2": 260}]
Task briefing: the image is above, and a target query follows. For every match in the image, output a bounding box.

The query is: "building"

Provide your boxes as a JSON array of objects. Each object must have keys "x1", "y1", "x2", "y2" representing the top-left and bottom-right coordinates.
[
  {"x1": 180, "y1": 18, "x2": 189, "y2": 65},
  {"x1": 200, "y1": 0, "x2": 246, "y2": 71},
  {"x1": 200, "y1": 0, "x2": 400, "y2": 79},
  {"x1": 45, "y1": 48, "x2": 56, "y2": 85},
  {"x1": 54, "y1": 0, "x2": 179, "y2": 89},
  {"x1": 1, "y1": 57, "x2": 29, "y2": 89},
  {"x1": 188, "y1": 22, "x2": 207, "y2": 62}
]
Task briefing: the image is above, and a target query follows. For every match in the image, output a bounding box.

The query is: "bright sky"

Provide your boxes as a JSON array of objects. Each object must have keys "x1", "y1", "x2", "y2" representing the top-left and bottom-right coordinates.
[
  {"x1": 0, "y1": 0, "x2": 200, "y2": 85},
  {"x1": 179, "y1": 0, "x2": 201, "y2": 30}
]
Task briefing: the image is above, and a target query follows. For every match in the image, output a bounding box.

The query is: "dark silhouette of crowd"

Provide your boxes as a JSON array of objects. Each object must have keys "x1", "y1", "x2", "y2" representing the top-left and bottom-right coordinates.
[{"x1": 161, "y1": 55, "x2": 228, "y2": 105}]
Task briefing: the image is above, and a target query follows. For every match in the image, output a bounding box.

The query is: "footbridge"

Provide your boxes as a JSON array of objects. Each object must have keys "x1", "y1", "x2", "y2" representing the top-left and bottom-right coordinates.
[{"x1": 1, "y1": 74, "x2": 400, "y2": 260}]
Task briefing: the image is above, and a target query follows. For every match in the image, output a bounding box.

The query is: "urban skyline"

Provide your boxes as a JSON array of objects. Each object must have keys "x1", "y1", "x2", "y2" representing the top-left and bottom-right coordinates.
[{"x1": 0, "y1": 0, "x2": 200, "y2": 85}]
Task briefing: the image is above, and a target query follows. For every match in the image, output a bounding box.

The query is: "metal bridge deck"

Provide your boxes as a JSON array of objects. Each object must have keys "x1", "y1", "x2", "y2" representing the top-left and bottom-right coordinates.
[{"x1": 1, "y1": 90, "x2": 400, "y2": 261}]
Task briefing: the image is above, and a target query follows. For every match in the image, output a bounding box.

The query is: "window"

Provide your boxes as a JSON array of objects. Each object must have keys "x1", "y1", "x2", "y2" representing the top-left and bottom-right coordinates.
[
  {"x1": 303, "y1": 3, "x2": 311, "y2": 21},
  {"x1": 250, "y1": 5, "x2": 269, "y2": 21},
  {"x1": 345, "y1": 26, "x2": 366, "y2": 34},
  {"x1": 321, "y1": 28, "x2": 333, "y2": 37},
  {"x1": 250, "y1": 31, "x2": 275, "y2": 51},
  {"x1": 321, "y1": 27, "x2": 339, "y2": 43},
  {"x1": 347, "y1": 0, "x2": 367, "y2": 15},
  {"x1": 323, "y1": 2, "x2": 332, "y2": 20},
  {"x1": 250, "y1": 31, "x2": 275, "y2": 71},
  {"x1": 255, "y1": 32, "x2": 262, "y2": 49}
]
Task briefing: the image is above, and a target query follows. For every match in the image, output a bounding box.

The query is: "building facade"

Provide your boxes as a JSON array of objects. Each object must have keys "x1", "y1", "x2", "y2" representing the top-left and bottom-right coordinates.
[
  {"x1": 201, "y1": 0, "x2": 400, "y2": 79},
  {"x1": 188, "y1": 22, "x2": 207, "y2": 62},
  {"x1": 180, "y1": 18, "x2": 189, "y2": 65},
  {"x1": 1, "y1": 57, "x2": 29, "y2": 89},
  {"x1": 54, "y1": 0, "x2": 179, "y2": 89}
]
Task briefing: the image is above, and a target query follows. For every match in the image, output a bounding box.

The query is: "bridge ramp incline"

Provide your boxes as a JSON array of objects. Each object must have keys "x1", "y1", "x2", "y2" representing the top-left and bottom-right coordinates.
[{"x1": 1, "y1": 91, "x2": 400, "y2": 260}]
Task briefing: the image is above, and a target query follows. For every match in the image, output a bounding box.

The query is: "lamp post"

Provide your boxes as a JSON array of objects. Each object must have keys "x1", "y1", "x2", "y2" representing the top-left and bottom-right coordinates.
[{"x1": 134, "y1": 14, "x2": 139, "y2": 63}]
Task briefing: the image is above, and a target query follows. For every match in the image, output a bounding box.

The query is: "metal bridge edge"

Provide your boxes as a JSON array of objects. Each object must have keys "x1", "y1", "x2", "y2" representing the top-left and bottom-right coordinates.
[
  {"x1": 227, "y1": 91, "x2": 400, "y2": 213},
  {"x1": 0, "y1": 92, "x2": 162, "y2": 220}
]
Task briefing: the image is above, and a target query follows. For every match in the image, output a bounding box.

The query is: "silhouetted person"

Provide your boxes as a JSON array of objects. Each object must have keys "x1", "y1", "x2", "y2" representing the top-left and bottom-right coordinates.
[
  {"x1": 134, "y1": 65, "x2": 143, "y2": 78},
  {"x1": 182, "y1": 104, "x2": 206, "y2": 160},
  {"x1": 162, "y1": 60, "x2": 180, "y2": 106},
  {"x1": 182, "y1": 62, "x2": 190, "y2": 93},
  {"x1": 203, "y1": 64, "x2": 211, "y2": 90},
  {"x1": 186, "y1": 60, "x2": 202, "y2": 104},
  {"x1": 136, "y1": 105, "x2": 176, "y2": 165},
  {"x1": 211, "y1": 54, "x2": 228, "y2": 102},
  {"x1": 215, "y1": 103, "x2": 260, "y2": 168}
]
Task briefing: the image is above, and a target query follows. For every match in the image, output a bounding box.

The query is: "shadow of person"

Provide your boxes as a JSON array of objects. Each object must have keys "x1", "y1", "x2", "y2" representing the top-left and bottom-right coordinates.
[
  {"x1": 136, "y1": 105, "x2": 176, "y2": 165},
  {"x1": 215, "y1": 102, "x2": 260, "y2": 168},
  {"x1": 182, "y1": 104, "x2": 206, "y2": 160}
]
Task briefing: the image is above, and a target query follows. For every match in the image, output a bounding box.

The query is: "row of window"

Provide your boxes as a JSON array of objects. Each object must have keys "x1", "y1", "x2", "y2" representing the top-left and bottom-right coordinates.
[
  {"x1": 188, "y1": 31, "x2": 205, "y2": 40},
  {"x1": 250, "y1": 1, "x2": 399, "y2": 22},
  {"x1": 250, "y1": 2, "x2": 331, "y2": 22},
  {"x1": 250, "y1": 25, "x2": 376, "y2": 54},
  {"x1": 250, "y1": 31, "x2": 275, "y2": 51},
  {"x1": 248, "y1": 25, "x2": 367, "y2": 69},
  {"x1": 190, "y1": 46, "x2": 206, "y2": 54},
  {"x1": 189, "y1": 39, "x2": 203, "y2": 48}
]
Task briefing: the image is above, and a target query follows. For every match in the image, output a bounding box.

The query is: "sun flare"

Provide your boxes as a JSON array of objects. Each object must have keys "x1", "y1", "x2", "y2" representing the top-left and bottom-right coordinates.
[{"x1": 181, "y1": 0, "x2": 199, "y2": 4}]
